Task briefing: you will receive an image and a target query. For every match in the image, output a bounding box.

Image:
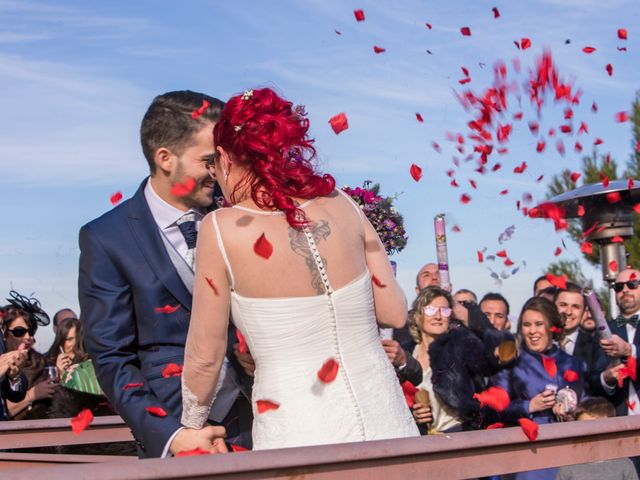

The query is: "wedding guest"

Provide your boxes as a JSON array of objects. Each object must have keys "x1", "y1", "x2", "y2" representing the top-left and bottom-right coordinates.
[
  {"x1": 581, "y1": 307, "x2": 596, "y2": 333},
  {"x1": 479, "y1": 292, "x2": 511, "y2": 331},
  {"x1": 45, "y1": 318, "x2": 88, "y2": 378},
  {"x1": 553, "y1": 283, "x2": 607, "y2": 395},
  {"x1": 556, "y1": 398, "x2": 638, "y2": 480},
  {"x1": 453, "y1": 289, "x2": 477, "y2": 305},
  {"x1": 2, "y1": 292, "x2": 57, "y2": 420},
  {"x1": 0, "y1": 302, "x2": 28, "y2": 421},
  {"x1": 490, "y1": 296, "x2": 586, "y2": 480},
  {"x1": 598, "y1": 268, "x2": 640, "y2": 417},
  {"x1": 415, "y1": 262, "x2": 440, "y2": 292},
  {"x1": 534, "y1": 275, "x2": 553, "y2": 296},
  {"x1": 52, "y1": 308, "x2": 78, "y2": 334},
  {"x1": 409, "y1": 287, "x2": 461, "y2": 433}
]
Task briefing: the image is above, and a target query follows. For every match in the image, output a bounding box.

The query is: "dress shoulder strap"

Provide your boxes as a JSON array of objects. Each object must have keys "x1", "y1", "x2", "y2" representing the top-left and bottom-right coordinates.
[
  {"x1": 336, "y1": 189, "x2": 365, "y2": 225},
  {"x1": 211, "y1": 210, "x2": 236, "y2": 289}
]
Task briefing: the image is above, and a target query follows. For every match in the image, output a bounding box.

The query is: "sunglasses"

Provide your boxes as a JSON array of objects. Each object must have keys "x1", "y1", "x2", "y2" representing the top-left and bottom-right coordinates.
[
  {"x1": 613, "y1": 280, "x2": 640, "y2": 293},
  {"x1": 423, "y1": 305, "x2": 452, "y2": 317},
  {"x1": 7, "y1": 326, "x2": 36, "y2": 338}
]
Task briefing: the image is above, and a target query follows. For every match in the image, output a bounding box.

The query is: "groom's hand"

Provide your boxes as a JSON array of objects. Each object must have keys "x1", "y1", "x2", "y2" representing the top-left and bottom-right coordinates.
[
  {"x1": 233, "y1": 344, "x2": 256, "y2": 377},
  {"x1": 169, "y1": 426, "x2": 227, "y2": 455}
]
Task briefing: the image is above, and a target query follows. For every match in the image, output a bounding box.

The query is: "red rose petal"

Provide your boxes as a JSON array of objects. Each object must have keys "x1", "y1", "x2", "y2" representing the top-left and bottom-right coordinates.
[
  {"x1": 473, "y1": 386, "x2": 510, "y2": 412},
  {"x1": 633, "y1": 203, "x2": 640, "y2": 214},
  {"x1": 460, "y1": 26, "x2": 471, "y2": 36},
  {"x1": 415, "y1": 113, "x2": 424, "y2": 122},
  {"x1": 563, "y1": 370, "x2": 579, "y2": 382},
  {"x1": 618, "y1": 28, "x2": 628, "y2": 40},
  {"x1": 461, "y1": 194, "x2": 471, "y2": 204},
  {"x1": 328, "y1": 112, "x2": 349, "y2": 134},
  {"x1": 230, "y1": 444, "x2": 249, "y2": 452},
  {"x1": 155, "y1": 304, "x2": 181, "y2": 314},
  {"x1": 496, "y1": 250, "x2": 507, "y2": 258},
  {"x1": 570, "y1": 172, "x2": 581, "y2": 183},
  {"x1": 145, "y1": 406, "x2": 168, "y2": 417},
  {"x1": 500, "y1": 189, "x2": 509, "y2": 195},
  {"x1": 371, "y1": 275, "x2": 387, "y2": 288},
  {"x1": 110, "y1": 191, "x2": 123, "y2": 206},
  {"x1": 612, "y1": 236, "x2": 624, "y2": 243},
  {"x1": 542, "y1": 355, "x2": 557, "y2": 378},
  {"x1": 162, "y1": 363, "x2": 183, "y2": 378},
  {"x1": 545, "y1": 273, "x2": 567, "y2": 290},
  {"x1": 513, "y1": 162, "x2": 527, "y2": 174},
  {"x1": 373, "y1": 45, "x2": 386, "y2": 54},
  {"x1": 401, "y1": 381, "x2": 419, "y2": 408},
  {"x1": 71, "y1": 408, "x2": 94, "y2": 435},
  {"x1": 504, "y1": 258, "x2": 514, "y2": 267},
  {"x1": 606, "y1": 64, "x2": 613, "y2": 76},
  {"x1": 582, "y1": 46, "x2": 596, "y2": 54},
  {"x1": 317, "y1": 358, "x2": 340, "y2": 384},
  {"x1": 253, "y1": 233, "x2": 273, "y2": 259},
  {"x1": 492, "y1": 7, "x2": 500, "y2": 18},
  {"x1": 606, "y1": 192, "x2": 622, "y2": 203},
  {"x1": 554, "y1": 247, "x2": 562, "y2": 257},
  {"x1": 122, "y1": 382, "x2": 144, "y2": 391},
  {"x1": 256, "y1": 399, "x2": 280, "y2": 414},
  {"x1": 205, "y1": 277, "x2": 219, "y2": 295},
  {"x1": 176, "y1": 448, "x2": 211, "y2": 457},
  {"x1": 191, "y1": 99, "x2": 210, "y2": 120},
  {"x1": 616, "y1": 111, "x2": 629, "y2": 123},
  {"x1": 410, "y1": 164, "x2": 423, "y2": 182},
  {"x1": 477, "y1": 250, "x2": 484, "y2": 263},
  {"x1": 578, "y1": 205, "x2": 585, "y2": 217},
  {"x1": 521, "y1": 38, "x2": 532, "y2": 50},
  {"x1": 609, "y1": 260, "x2": 618, "y2": 272},
  {"x1": 629, "y1": 178, "x2": 635, "y2": 189},
  {"x1": 519, "y1": 418, "x2": 539, "y2": 441},
  {"x1": 536, "y1": 140, "x2": 546, "y2": 153},
  {"x1": 236, "y1": 329, "x2": 248, "y2": 354},
  {"x1": 627, "y1": 401, "x2": 636, "y2": 411},
  {"x1": 594, "y1": 138, "x2": 604, "y2": 146},
  {"x1": 487, "y1": 422, "x2": 504, "y2": 429},
  {"x1": 581, "y1": 241, "x2": 593, "y2": 255},
  {"x1": 353, "y1": 9, "x2": 365, "y2": 22},
  {"x1": 171, "y1": 178, "x2": 197, "y2": 197},
  {"x1": 425, "y1": 23, "x2": 432, "y2": 30},
  {"x1": 601, "y1": 174, "x2": 610, "y2": 187}
]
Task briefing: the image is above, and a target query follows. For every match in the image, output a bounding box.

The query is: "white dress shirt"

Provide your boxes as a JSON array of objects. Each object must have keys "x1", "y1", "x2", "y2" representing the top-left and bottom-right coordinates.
[{"x1": 562, "y1": 329, "x2": 580, "y2": 356}]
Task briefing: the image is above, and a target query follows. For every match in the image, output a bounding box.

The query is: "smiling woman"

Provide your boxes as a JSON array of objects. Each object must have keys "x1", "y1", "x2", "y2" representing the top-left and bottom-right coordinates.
[{"x1": 490, "y1": 296, "x2": 588, "y2": 480}]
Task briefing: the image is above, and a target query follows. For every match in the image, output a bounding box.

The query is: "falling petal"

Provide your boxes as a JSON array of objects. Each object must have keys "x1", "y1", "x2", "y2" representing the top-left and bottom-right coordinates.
[
  {"x1": 254, "y1": 233, "x2": 274, "y2": 259},
  {"x1": 354, "y1": 9, "x2": 365, "y2": 22},
  {"x1": 415, "y1": 113, "x2": 424, "y2": 122},
  {"x1": 410, "y1": 164, "x2": 423, "y2": 182},
  {"x1": 582, "y1": 46, "x2": 596, "y2": 54},
  {"x1": 71, "y1": 408, "x2": 94, "y2": 435},
  {"x1": 618, "y1": 28, "x2": 628, "y2": 40},
  {"x1": 145, "y1": 406, "x2": 168, "y2": 417},
  {"x1": 328, "y1": 112, "x2": 349, "y2": 134},
  {"x1": 492, "y1": 7, "x2": 500, "y2": 18},
  {"x1": 256, "y1": 400, "x2": 280, "y2": 414},
  {"x1": 371, "y1": 275, "x2": 387, "y2": 288},
  {"x1": 110, "y1": 191, "x2": 123, "y2": 206},
  {"x1": 317, "y1": 358, "x2": 340, "y2": 383},
  {"x1": 171, "y1": 178, "x2": 197, "y2": 197},
  {"x1": 373, "y1": 45, "x2": 386, "y2": 54},
  {"x1": 460, "y1": 26, "x2": 472, "y2": 36}
]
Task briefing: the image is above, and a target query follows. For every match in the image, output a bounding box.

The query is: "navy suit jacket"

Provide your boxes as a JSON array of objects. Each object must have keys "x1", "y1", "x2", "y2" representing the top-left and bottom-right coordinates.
[
  {"x1": 79, "y1": 180, "x2": 249, "y2": 457},
  {"x1": 605, "y1": 320, "x2": 640, "y2": 416},
  {"x1": 572, "y1": 329, "x2": 609, "y2": 397}
]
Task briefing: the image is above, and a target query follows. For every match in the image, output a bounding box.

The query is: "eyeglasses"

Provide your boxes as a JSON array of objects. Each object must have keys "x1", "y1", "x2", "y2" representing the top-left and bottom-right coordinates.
[
  {"x1": 205, "y1": 154, "x2": 217, "y2": 179},
  {"x1": 7, "y1": 326, "x2": 36, "y2": 338},
  {"x1": 613, "y1": 280, "x2": 640, "y2": 293},
  {"x1": 423, "y1": 305, "x2": 452, "y2": 317}
]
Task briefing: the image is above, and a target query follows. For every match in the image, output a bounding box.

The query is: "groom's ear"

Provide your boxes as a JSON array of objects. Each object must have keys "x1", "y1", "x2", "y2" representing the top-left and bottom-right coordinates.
[{"x1": 154, "y1": 147, "x2": 175, "y2": 176}]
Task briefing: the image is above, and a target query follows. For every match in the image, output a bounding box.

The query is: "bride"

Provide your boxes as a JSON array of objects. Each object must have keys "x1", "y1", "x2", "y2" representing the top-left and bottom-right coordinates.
[{"x1": 171, "y1": 87, "x2": 419, "y2": 453}]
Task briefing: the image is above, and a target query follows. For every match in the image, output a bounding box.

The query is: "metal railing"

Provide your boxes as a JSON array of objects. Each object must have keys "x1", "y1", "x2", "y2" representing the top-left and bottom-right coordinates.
[{"x1": 1, "y1": 415, "x2": 640, "y2": 479}]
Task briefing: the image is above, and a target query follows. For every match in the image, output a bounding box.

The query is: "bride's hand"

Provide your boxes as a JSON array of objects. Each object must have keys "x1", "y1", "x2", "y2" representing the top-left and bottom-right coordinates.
[{"x1": 169, "y1": 426, "x2": 227, "y2": 455}]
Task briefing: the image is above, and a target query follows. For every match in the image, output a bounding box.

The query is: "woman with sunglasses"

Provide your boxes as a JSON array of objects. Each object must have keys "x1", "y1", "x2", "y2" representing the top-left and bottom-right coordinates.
[
  {"x1": 409, "y1": 286, "x2": 462, "y2": 433},
  {"x1": 3, "y1": 305, "x2": 57, "y2": 420},
  {"x1": 490, "y1": 296, "x2": 586, "y2": 480}
]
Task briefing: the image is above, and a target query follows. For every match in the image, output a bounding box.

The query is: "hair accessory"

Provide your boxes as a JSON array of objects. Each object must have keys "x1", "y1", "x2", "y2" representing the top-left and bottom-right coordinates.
[
  {"x1": 241, "y1": 89, "x2": 254, "y2": 101},
  {"x1": 4, "y1": 290, "x2": 50, "y2": 326},
  {"x1": 191, "y1": 99, "x2": 211, "y2": 119},
  {"x1": 234, "y1": 124, "x2": 243, "y2": 132},
  {"x1": 224, "y1": 170, "x2": 230, "y2": 183},
  {"x1": 293, "y1": 104, "x2": 307, "y2": 117}
]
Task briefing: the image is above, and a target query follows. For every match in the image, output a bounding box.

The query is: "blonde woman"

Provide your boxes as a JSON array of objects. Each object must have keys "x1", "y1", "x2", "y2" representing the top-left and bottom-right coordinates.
[{"x1": 410, "y1": 286, "x2": 461, "y2": 433}]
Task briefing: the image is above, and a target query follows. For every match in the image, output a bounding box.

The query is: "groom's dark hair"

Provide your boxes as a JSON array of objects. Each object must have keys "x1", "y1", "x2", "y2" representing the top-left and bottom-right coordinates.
[{"x1": 140, "y1": 90, "x2": 225, "y2": 174}]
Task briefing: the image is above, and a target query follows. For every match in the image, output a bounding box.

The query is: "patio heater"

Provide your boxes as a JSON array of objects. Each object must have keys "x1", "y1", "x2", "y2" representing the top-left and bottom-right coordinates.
[{"x1": 540, "y1": 180, "x2": 640, "y2": 318}]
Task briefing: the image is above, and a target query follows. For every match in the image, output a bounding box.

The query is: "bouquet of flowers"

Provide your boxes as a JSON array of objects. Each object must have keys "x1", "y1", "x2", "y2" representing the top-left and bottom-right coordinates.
[{"x1": 342, "y1": 181, "x2": 408, "y2": 256}]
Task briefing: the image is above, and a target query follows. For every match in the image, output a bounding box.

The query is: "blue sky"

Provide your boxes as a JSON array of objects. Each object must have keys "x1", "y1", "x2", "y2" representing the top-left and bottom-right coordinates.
[{"x1": 0, "y1": 0, "x2": 638, "y2": 351}]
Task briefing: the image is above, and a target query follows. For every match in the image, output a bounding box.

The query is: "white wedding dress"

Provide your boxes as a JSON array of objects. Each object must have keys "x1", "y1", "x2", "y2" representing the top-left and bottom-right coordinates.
[{"x1": 182, "y1": 190, "x2": 419, "y2": 450}]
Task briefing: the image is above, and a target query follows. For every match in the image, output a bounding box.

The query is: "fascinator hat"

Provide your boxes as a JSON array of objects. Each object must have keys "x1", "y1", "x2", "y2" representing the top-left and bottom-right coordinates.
[{"x1": 2, "y1": 290, "x2": 51, "y2": 327}]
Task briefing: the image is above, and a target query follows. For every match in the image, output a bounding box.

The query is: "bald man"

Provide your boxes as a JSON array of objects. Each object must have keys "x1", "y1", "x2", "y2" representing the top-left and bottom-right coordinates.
[{"x1": 415, "y1": 262, "x2": 440, "y2": 293}]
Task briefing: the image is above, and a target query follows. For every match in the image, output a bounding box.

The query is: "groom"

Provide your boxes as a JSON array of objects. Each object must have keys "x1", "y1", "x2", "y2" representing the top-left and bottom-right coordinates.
[{"x1": 79, "y1": 90, "x2": 252, "y2": 458}]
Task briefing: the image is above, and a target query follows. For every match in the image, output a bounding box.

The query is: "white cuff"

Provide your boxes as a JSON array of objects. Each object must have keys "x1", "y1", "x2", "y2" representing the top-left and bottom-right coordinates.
[
  {"x1": 632, "y1": 344, "x2": 637, "y2": 359},
  {"x1": 162, "y1": 427, "x2": 185, "y2": 458},
  {"x1": 600, "y1": 372, "x2": 616, "y2": 395}
]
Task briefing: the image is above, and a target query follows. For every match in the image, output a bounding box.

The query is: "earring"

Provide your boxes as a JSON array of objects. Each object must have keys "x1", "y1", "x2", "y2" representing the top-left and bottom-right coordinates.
[{"x1": 224, "y1": 170, "x2": 229, "y2": 183}]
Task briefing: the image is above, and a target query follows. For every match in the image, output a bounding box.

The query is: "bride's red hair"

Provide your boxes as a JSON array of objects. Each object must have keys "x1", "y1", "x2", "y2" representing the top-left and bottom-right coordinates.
[{"x1": 213, "y1": 88, "x2": 335, "y2": 228}]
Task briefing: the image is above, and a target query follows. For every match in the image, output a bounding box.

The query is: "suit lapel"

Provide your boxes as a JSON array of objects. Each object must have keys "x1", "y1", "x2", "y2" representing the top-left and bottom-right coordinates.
[{"x1": 127, "y1": 180, "x2": 192, "y2": 310}]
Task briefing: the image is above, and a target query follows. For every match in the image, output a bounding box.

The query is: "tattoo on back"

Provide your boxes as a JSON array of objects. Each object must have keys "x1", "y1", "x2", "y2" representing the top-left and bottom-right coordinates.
[{"x1": 288, "y1": 220, "x2": 331, "y2": 294}]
